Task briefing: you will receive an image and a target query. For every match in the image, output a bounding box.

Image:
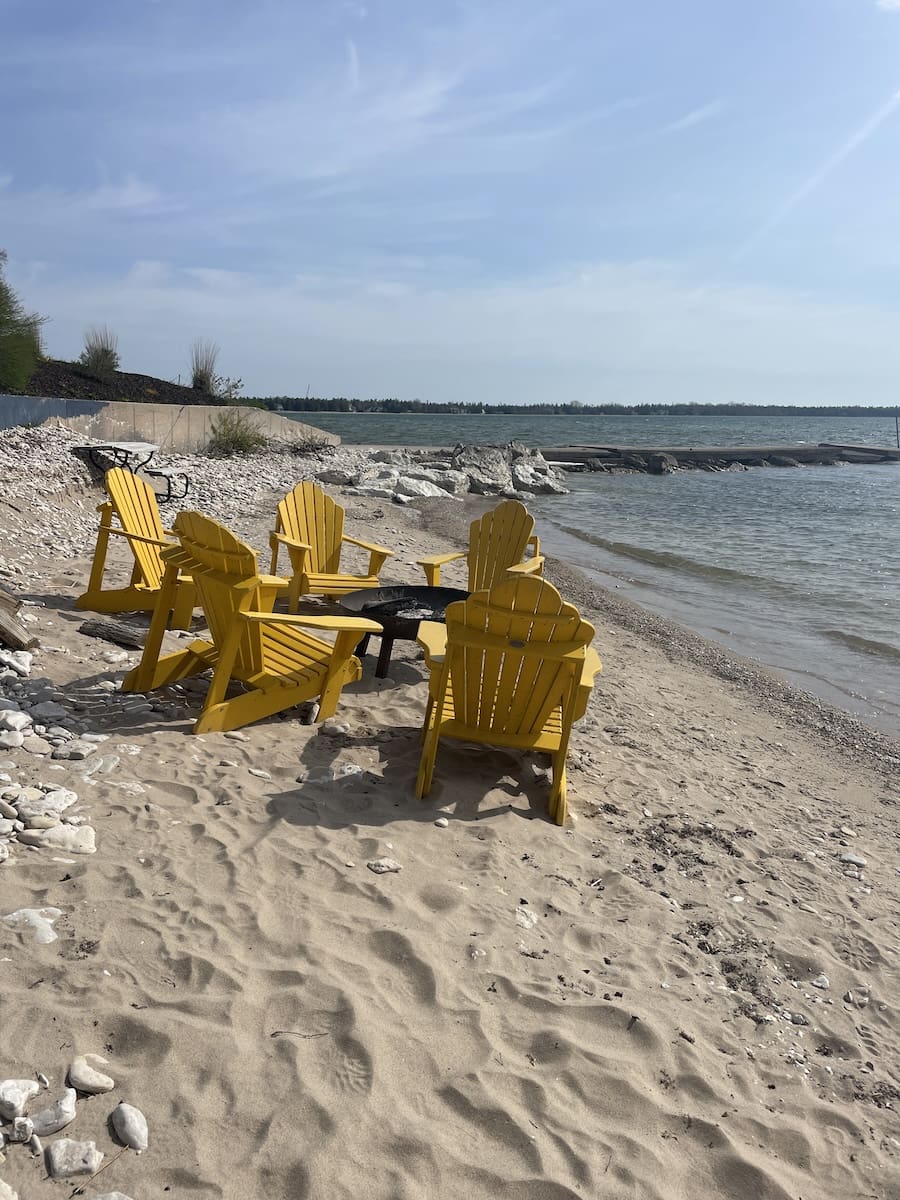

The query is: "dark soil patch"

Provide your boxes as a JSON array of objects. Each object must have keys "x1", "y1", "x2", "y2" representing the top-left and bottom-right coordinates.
[{"x1": 26, "y1": 359, "x2": 221, "y2": 406}]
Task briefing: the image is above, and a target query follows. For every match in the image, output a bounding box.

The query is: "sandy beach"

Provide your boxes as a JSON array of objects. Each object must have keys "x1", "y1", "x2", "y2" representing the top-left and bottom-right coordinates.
[{"x1": 0, "y1": 431, "x2": 898, "y2": 1200}]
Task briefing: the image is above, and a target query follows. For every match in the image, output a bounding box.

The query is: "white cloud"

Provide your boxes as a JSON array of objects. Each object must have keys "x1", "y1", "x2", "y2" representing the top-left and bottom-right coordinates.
[
  {"x1": 84, "y1": 175, "x2": 163, "y2": 213},
  {"x1": 877, "y1": 0, "x2": 900, "y2": 11},
  {"x1": 661, "y1": 101, "x2": 723, "y2": 135}
]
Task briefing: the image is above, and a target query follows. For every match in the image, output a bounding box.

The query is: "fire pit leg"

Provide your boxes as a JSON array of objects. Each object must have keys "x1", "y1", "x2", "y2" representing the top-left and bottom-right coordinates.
[
  {"x1": 375, "y1": 635, "x2": 395, "y2": 678},
  {"x1": 355, "y1": 633, "x2": 371, "y2": 658}
]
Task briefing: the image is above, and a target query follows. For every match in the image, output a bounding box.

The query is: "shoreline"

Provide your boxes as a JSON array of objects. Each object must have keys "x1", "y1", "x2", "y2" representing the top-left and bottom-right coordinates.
[{"x1": 1, "y1": 430, "x2": 898, "y2": 1199}]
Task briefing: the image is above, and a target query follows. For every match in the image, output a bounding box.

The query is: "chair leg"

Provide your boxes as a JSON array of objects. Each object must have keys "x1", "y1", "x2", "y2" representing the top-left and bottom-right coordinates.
[
  {"x1": 169, "y1": 580, "x2": 196, "y2": 631},
  {"x1": 416, "y1": 724, "x2": 441, "y2": 798},
  {"x1": 548, "y1": 751, "x2": 567, "y2": 825}
]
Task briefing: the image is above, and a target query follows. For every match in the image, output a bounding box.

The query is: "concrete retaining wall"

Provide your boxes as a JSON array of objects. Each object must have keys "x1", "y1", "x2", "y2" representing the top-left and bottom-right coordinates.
[{"x1": 0, "y1": 394, "x2": 339, "y2": 451}]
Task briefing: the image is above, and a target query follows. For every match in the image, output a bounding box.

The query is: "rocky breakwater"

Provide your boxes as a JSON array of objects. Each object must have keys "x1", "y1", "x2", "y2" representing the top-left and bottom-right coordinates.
[{"x1": 315, "y1": 441, "x2": 568, "y2": 502}]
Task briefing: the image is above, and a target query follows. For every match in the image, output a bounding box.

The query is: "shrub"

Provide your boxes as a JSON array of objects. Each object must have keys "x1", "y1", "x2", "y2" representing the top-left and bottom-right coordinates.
[
  {"x1": 0, "y1": 250, "x2": 46, "y2": 393},
  {"x1": 190, "y1": 338, "x2": 220, "y2": 393},
  {"x1": 79, "y1": 325, "x2": 120, "y2": 375},
  {"x1": 207, "y1": 408, "x2": 269, "y2": 456}
]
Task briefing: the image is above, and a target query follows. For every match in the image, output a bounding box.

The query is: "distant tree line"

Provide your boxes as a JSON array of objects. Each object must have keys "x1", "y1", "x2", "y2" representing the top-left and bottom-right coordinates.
[{"x1": 250, "y1": 397, "x2": 899, "y2": 416}]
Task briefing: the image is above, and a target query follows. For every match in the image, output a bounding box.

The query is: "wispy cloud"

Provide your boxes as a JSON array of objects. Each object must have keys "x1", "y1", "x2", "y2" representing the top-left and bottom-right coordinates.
[
  {"x1": 660, "y1": 101, "x2": 723, "y2": 135},
  {"x1": 735, "y1": 88, "x2": 900, "y2": 258},
  {"x1": 877, "y1": 0, "x2": 900, "y2": 11}
]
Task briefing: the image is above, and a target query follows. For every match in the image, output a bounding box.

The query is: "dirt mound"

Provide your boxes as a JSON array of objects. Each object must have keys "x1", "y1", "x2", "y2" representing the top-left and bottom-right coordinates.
[{"x1": 25, "y1": 358, "x2": 220, "y2": 406}]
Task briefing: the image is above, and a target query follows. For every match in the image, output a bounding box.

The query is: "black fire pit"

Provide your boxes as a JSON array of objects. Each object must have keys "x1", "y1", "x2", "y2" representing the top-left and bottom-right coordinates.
[{"x1": 338, "y1": 585, "x2": 469, "y2": 678}]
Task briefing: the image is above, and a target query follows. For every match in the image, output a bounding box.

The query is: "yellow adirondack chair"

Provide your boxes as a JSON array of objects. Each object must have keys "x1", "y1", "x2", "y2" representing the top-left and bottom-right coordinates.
[
  {"x1": 416, "y1": 499, "x2": 544, "y2": 590},
  {"x1": 415, "y1": 575, "x2": 601, "y2": 824},
  {"x1": 77, "y1": 467, "x2": 195, "y2": 629},
  {"x1": 269, "y1": 481, "x2": 394, "y2": 610},
  {"x1": 122, "y1": 511, "x2": 381, "y2": 734}
]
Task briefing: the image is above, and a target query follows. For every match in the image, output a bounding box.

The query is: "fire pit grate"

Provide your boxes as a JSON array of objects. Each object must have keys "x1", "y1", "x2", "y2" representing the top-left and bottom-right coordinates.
[{"x1": 338, "y1": 585, "x2": 469, "y2": 676}]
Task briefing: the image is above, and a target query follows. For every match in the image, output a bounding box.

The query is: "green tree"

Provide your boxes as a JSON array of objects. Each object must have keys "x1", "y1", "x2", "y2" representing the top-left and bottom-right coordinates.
[{"x1": 0, "y1": 251, "x2": 45, "y2": 393}]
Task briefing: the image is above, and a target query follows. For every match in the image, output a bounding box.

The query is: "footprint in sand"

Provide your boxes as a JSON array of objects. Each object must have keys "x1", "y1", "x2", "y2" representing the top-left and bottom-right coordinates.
[{"x1": 368, "y1": 929, "x2": 437, "y2": 1004}]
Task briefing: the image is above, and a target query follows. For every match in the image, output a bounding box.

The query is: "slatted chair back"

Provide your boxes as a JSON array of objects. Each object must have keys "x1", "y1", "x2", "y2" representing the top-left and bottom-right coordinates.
[
  {"x1": 168, "y1": 511, "x2": 266, "y2": 678},
  {"x1": 466, "y1": 499, "x2": 539, "y2": 591},
  {"x1": 444, "y1": 575, "x2": 595, "y2": 735},
  {"x1": 105, "y1": 467, "x2": 168, "y2": 589},
  {"x1": 276, "y1": 482, "x2": 344, "y2": 574}
]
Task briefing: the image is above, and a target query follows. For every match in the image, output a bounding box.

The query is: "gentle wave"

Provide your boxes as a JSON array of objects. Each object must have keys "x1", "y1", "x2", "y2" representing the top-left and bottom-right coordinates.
[
  {"x1": 555, "y1": 524, "x2": 788, "y2": 594},
  {"x1": 820, "y1": 629, "x2": 900, "y2": 663}
]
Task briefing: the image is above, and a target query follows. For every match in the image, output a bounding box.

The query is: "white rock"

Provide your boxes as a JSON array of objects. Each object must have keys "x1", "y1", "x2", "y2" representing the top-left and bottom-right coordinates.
[
  {"x1": 2, "y1": 907, "x2": 62, "y2": 944},
  {"x1": 840, "y1": 852, "x2": 867, "y2": 867},
  {"x1": 516, "y1": 905, "x2": 538, "y2": 929},
  {"x1": 21, "y1": 735, "x2": 52, "y2": 755},
  {"x1": 18, "y1": 825, "x2": 96, "y2": 854},
  {"x1": 0, "y1": 710, "x2": 32, "y2": 732},
  {"x1": 46, "y1": 1137, "x2": 104, "y2": 1179},
  {"x1": 367, "y1": 858, "x2": 402, "y2": 874},
  {"x1": 0, "y1": 731, "x2": 24, "y2": 750},
  {"x1": 14, "y1": 787, "x2": 78, "y2": 820},
  {"x1": 0, "y1": 1078, "x2": 39, "y2": 1119},
  {"x1": 810, "y1": 974, "x2": 830, "y2": 990},
  {"x1": 30, "y1": 1087, "x2": 77, "y2": 1135},
  {"x1": 93, "y1": 1194, "x2": 137, "y2": 1200},
  {"x1": 0, "y1": 650, "x2": 32, "y2": 677},
  {"x1": 67, "y1": 1054, "x2": 115, "y2": 1094},
  {"x1": 111, "y1": 1101, "x2": 149, "y2": 1152},
  {"x1": 0, "y1": 843, "x2": 8, "y2": 863},
  {"x1": 9, "y1": 1116, "x2": 33, "y2": 1142},
  {"x1": 51, "y1": 740, "x2": 96, "y2": 761},
  {"x1": 248, "y1": 768, "x2": 271, "y2": 780},
  {"x1": 434, "y1": 816, "x2": 449, "y2": 828},
  {"x1": 0, "y1": 1178, "x2": 18, "y2": 1200}
]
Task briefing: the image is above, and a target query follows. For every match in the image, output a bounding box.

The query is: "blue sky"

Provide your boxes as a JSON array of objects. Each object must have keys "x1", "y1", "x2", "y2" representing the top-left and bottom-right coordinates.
[{"x1": 3, "y1": 0, "x2": 900, "y2": 404}]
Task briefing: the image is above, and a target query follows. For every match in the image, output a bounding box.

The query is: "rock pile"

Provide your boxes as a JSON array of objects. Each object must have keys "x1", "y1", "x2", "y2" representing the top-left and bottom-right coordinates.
[{"x1": 0, "y1": 1059, "x2": 146, "y2": 1192}]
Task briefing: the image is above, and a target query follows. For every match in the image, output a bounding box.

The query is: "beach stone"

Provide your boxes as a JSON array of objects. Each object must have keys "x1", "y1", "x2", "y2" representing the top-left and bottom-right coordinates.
[
  {"x1": 0, "y1": 799, "x2": 16, "y2": 818},
  {"x1": 9, "y1": 1117, "x2": 33, "y2": 1143},
  {"x1": 0, "y1": 1079, "x2": 39, "y2": 1119},
  {"x1": 67, "y1": 1054, "x2": 115, "y2": 1094},
  {"x1": 840, "y1": 853, "x2": 867, "y2": 867},
  {"x1": 29, "y1": 701, "x2": 67, "y2": 721},
  {"x1": 811, "y1": 974, "x2": 830, "y2": 990},
  {"x1": 0, "y1": 1179, "x2": 18, "y2": 1200},
  {"x1": 435, "y1": 817, "x2": 449, "y2": 828},
  {"x1": 0, "y1": 731, "x2": 24, "y2": 750},
  {"x1": 367, "y1": 858, "x2": 402, "y2": 874},
  {"x1": 18, "y1": 825, "x2": 95, "y2": 854},
  {"x1": 394, "y1": 475, "x2": 448, "y2": 499},
  {"x1": 0, "y1": 819, "x2": 14, "y2": 836},
  {"x1": 248, "y1": 768, "x2": 271, "y2": 780},
  {"x1": 51, "y1": 740, "x2": 96, "y2": 761},
  {"x1": 14, "y1": 787, "x2": 78, "y2": 821},
  {"x1": 93, "y1": 1194, "x2": 137, "y2": 1200},
  {"x1": 30, "y1": 1088, "x2": 77, "y2": 1135},
  {"x1": 24, "y1": 814, "x2": 61, "y2": 830},
  {"x1": 2, "y1": 907, "x2": 62, "y2": 944},
  {"x1": 111, "y1": 1101, "x2": 149, "y2": 1152},
  {"x1": 0, "y1": 711, "x2": 31, "y2": 732},
  {"x1": 0, "y1": 843, "x2": 9, "y2": 863},
  {"x1": 21, "y1": 735, "x2": 52, "y2": 755},
  {"x1": 510, "y1": 457, "x2": 568, "y2": 495},
  {"x1": 46, "y1": 1137, "x2": 104, "y2": 1179},
  {"x1": 0, "y1": 650, "x2": 32, "y2": 677}
]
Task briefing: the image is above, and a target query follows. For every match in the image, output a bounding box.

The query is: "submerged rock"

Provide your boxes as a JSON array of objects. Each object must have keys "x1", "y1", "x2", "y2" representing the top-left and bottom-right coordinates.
[{"x1": 111, "y1": 1101, "x2": 149, "y2": 1152}]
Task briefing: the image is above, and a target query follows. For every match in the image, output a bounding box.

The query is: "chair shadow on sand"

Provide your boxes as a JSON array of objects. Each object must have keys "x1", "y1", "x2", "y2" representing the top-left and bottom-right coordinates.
[{"x1": 263, "y1": 721, "x2": 555, "y2": 833}]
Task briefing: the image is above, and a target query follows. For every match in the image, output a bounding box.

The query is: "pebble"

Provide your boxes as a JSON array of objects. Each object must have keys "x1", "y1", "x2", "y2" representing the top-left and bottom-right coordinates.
[
  {"x1": 840, "y1": 853, "x2": 867, "y2": 867},
  {"x1": 28, "y1": 1133, "x2": 42, "y2": 1157},
  {"x1": 248, "y1": 768, "x2": 272, "y2": 780},
  {"x1": 94, "y1": 1194, "x2": 137, "y2": 1200},
  {"x1": 0, "y1": 650, "x2": 32, "y2": 677},
  {"x1": 839, "y1": 826, "x2": 857, "y2": 837},
  {"x1": 223, "y1": 730, "x2": 248, "y2": 741},
  {"x1": 0, "y1": 1179, "x2": 18, "y2": 1200},
  {"x1": 789, "y1": 1011, "x2": 809, "y2": 1026},
  {"x1": 14, "y1": 787, "x2": 78, "y2": 820},
  {"x1": 434, "y1": 817, "x2": 449, "y2": 828},
  {"x1": 0, "y1": 711, "x2": 31, "y2": 732},
  {"x1": 367, "y1": 858, "x2": 402, "y2": 874},
  {"x1": 0, "y1": 1079, "x2": 39, "y2": 1120},
  {"x1": 67, "y1": 1054, "x2": 115, "y2": 1094},
  {"x1": 810, "y1": 974, "x2": 830, "y2": 990},
  {"x1": 9, "y1": 1117, "x2": 33, "y2": 1143},
  {"x1": 21, "y1": 735, "x2": 52, "y2": 755},
  {"x1": 30, "y1": 1087, "x2": 77, "y2": 1135},
  {"x1": 0, "y1": 732, "x2": 24, "y2": 750},
  {"x1": 46, "y1": 1138, "x2": 104, "y2": 1179},
  {"x1": 111, "y1": 1101, "x2": 149, "y2": 1152}
]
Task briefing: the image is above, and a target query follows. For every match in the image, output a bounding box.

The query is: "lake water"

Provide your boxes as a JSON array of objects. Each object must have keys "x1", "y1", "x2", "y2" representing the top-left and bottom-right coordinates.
[{"x1": 289, "y1": 412, "x2": 900, "y2": 735}]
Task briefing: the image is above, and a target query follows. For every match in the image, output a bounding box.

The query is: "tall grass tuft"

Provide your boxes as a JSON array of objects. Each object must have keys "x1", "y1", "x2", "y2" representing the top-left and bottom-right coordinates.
[
  {"x1": 0, "y1": 250, "x2": 46, "y2": 393},
  {"x1": 79, "y1": 325, "x2": 120, "y2": 375},
  {"x1": 207, "y1": 408, "x2": 269, "y2": 456},
  {"x1": 190, "y1": 338, "x2": 220, "y2": 393}
]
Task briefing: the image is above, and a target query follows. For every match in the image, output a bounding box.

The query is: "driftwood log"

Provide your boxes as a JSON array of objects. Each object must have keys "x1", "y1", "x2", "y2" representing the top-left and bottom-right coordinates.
[
  {"x1": 77, "y1": 618, "x2": 147, "y2": 650},
  {"x1": 0, "y1": 587, "x2": 39, "y2": 651}
]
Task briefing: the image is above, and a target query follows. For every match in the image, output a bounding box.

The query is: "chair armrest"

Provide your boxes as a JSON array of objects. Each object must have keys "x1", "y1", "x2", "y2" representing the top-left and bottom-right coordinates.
[
  {"x1": 342, "y1": 534, "x2": 393, "y2": 557},
  {"x1": 241, "y1": 611, "x2": 381, "y2": 635},
  {"x1": 573, "y1": 647, "x2": 603, "y2": 721},
  {"x1": 416, "y1": 550, "x2": 464, "y2": 587},
  {"x1": 258, "y1": 574, "x2": 291, "y2": 588},
  {"x1": 506, "y1": 556, "x2": 545, "y2": 576},
  {"x1": 269, "y1": 532, "x2": 313, "y2": 552},
  {"x1": 107, "y1": 528, "x2": 172, "y2": 548},
  {"x1": 416, "y1": 620, "x2": 448, "y2": 667}
]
